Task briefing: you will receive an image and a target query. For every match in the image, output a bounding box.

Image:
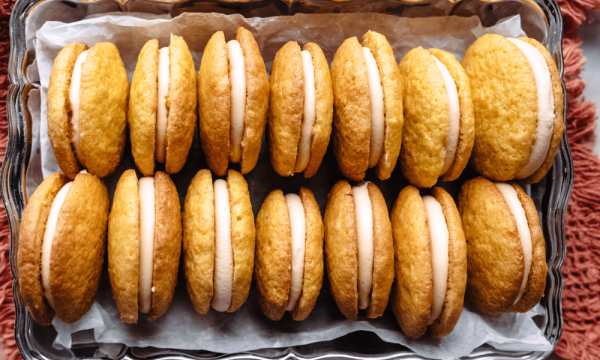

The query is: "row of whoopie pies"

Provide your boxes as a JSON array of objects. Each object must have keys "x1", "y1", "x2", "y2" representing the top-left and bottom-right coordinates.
[
  {"x1": 18, "y1": 168, "x2": 547, "y2": 339},
  {"x1": 45, "y1": 28, "x2": 564, "y2": 186}
]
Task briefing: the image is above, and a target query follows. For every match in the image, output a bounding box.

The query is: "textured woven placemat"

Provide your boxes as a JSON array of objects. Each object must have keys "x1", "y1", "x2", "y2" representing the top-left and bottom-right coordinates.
[{"x1": 0, "y1": 1, "x2": 598, "y2": 359}]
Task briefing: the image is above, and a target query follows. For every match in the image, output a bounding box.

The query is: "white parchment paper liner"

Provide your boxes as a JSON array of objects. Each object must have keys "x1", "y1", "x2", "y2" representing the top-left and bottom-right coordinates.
[{"x1": 23, "y1": 11, "x2": 552, "y2": 360}]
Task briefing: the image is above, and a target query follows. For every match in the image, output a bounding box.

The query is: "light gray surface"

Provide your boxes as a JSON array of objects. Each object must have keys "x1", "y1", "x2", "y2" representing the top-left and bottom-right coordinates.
[{"x1": 579, "y1": 11, "x2": 600, "y2": 155}]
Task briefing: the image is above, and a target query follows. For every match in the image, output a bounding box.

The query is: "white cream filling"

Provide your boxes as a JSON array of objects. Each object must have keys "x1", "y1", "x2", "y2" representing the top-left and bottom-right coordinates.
[
  {"x1": 69, "y1": 50, "x2": 88, "y2": 166},
  {"x1": 294, "y1": 50, "x2": 317, "y2": 173},
  {"x1": 227, "y1": 40, "x2": 246, "y2": 164},
  {"x1": 432, "y1": 57, "x2": 460, "y2": 176},
  {"x1": 138, "y1": 177, "x2": 155, "y2": 314},
  {"x1": 155, "y1": 47, "x2": 170, "y2": 165},
  {"x1": 362, "y1": 47, "x2": 385, "y2": 169},
  {"x1": 422, "y1": 195, "x2": 449, "y2": 325},
  {"x1": 41, "y1": 182, "x2": 73, "y2": 310},
  {"x1": 285, "y1": 193, "x2": 306, "y2": 311},
  {"x1": 495, "y1": 183, "x2": 533, "y2": 305},
  {"x1": 509, "y1": 39, "x2": 555, "y2": 179},
  {"x1": 212, "y1": 179, "x2": 233, "y2": 312},
  {"x1": 352, "y1": 182, "x2": 374, "y2": 310}
]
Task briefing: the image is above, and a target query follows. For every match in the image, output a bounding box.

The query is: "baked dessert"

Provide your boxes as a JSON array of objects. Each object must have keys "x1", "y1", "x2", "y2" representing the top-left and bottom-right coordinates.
[
  {"x1": 47, "y1": 42, "x2": 129, "y2": 179},
  {"x1": 128, "y1": 35, "x2": 197, "y2": 176},
  {"x1": 398, "y1": 47, "x2": 475, "y2": 188},
  {"x1": 390, "y1": 186, "x2": 467, "y2": 338},
  {"x1": 198, "y1": 28, "x2": 269, "y2": 176},
  {"x1": 461, "y1": 35, "x2": 564, "y2": 183},
  {"x1": 182, "y1": 169, "x2": 255, "y2": 314},
  {"x1": 330, "y1": 31, "x2": 403, "y2": 181},
  {"x1": 108, "y1": 170, "x2": 182, "y2": 323},
  {"x1": 458, "y1": 177, "x2": 547, "y2": 315},
  {"x1": 254, "y1": 187, "x2": 324, "y2": 321},
  {"x1": 268, "y1": 41, "x2": 333, "y2": 178},
  {"x1": 323, "y1": 180, "x2": 394, "y2": 320},
  {"x1": 17, "y1": 171, "x2": 109, "y2": 325}
]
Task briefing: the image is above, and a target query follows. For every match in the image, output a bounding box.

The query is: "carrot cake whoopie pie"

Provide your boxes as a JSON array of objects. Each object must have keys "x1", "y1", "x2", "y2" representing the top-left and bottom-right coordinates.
[
  {"x1": 254, "y1": 187, "x2": 324, "y2": 321},
  {"x1": 323, "y1": 180, "x2": 394, "y2": 320},
  {"x1": 461, "y1": 35, "x2": 564, "y2": 184},
  {"x1": 128, "y1": 35, "x2": 197, "y2": 176},
  {"x1": 398, "y1": 47, "x2": 474, "y2": 188},
  {"x1": 390, "y1": 186, "x2": 467, "y2": 338},
  {"x1": 330, "y1": 31, "x2": 403, "y2": 181},
  {"x1": 182, "y1": 169, "x2": 255, "y2": 314},
  {"x1": 198, "y1": 28, "x2": 269, "y2": 176},
  {"x1": 17, "y1": 171, "x2": 109, "y2": 325},
  {"x1": 47, "y1": 42, "x2": 129, "y2": 179},
  {"x1": 268, "y1": 41, "x2": 333, "y2": 178},
  {"x1": 108, "y1": 170, "x2": 182, "y2": 323},
  {"x1": 459, "y1": 177, "x2": 547, "y2": 315}
]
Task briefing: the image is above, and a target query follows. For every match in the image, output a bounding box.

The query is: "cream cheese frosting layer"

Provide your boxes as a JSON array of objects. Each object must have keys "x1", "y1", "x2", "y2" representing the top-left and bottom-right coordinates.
[
  {"x1": 495, "y1": 183, "x2": 532, "y2": 305},
  {"x1": 294, "y1": 50, "x2": 317, "y2": 173},
  {"x1": 352, "y1": 182, "x2": 374, "y2": 310},
  {"x1": 227, "y1": 40, "x2": 247, "y2": 164},
  {"x1": 70, "y1": 50, "x2": 88, "y2": 167},
  {"x1": 422, "y1": 195, "x2": 449, "y2": 325},
  {"x1": 156, "y1": 47, "x2": 170, "y2": 164},
  {"x1": 285, "y1": 193, "x2": 306, "y2": 311},
  {"x1": 138, "y1": 177, "x2": 155, "y2": 314},
  {"x1": 41, "y1": 181, "x2": 73, "y2": 310},
  {"x1": 212, "y1": 179, "x2": 233, "y2": 312},
  {"x1": 362, "y1": 48, "x2": 385, "y2": 169},
  {"x1": 432, "y1": 56, "x2": 460, "y2": 176},
  {"x1": 509, "y1": 38, "x2": 555, "y2": 180}
]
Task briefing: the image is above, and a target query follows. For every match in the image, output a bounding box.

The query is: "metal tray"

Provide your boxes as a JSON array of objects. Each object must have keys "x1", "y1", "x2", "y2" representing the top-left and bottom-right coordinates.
[{"x1": 3, "y1": 0, "x2": 573, "y2": 358}]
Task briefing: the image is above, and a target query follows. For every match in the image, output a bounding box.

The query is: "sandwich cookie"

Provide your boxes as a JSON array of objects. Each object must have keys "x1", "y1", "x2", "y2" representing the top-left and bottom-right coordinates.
[
  {"x1": 198, "y1": 28, "x2": 269, "y2": 176},
  {"x1": 182, "y1": 169, "x2": 255, "y2": 314},
  {"x1": 458, "y1": 177, "x2": 547, "y2": 315},
  {"x1": 390, "y1": 186, "x2": 467, "y2": 338},
  {"x1": 323, "y1": 180, "x2": 394, "y2": 320},
  {"x1": 461, "y1": 35, "x2": 564, "y2": 183},
  {"x1": 330, "y1": 31, "x2": 403, "y2": 181},
  {"x1": 128, "y1": 35, "x2": 198, "y2": 176},
  {"x1": 17, "y1": 172, "x2": 109, "y2": 325},
  {"x1": 47, "y1": 42, "x2": 129, "y2": 179},
  {"x1": 267, "y1": 41, "x2": 333, "y2": 178},
  {"x1": 108, "y1": 170, "x2": 182, "y2": 323},
  {"x1": 398, "y1": 47, "x2": 474, "y2": 188},
  {"x1": 254, "y1": 187, "x2": 324, "y2": 321}
]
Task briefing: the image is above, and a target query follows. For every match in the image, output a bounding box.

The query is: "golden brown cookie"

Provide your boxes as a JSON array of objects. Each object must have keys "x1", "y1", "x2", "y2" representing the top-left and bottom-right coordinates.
[
  {"x1": 182, "y1": 169, "x2": 255, "y2": 314},
  {"x1": 78, "y1": 43, "x2": 129, "y2": 178},
  {"x1": 398, "y1": 47, "x2": 474, "y2": 188},
  {"x1": 390, "y1": 186, "x2": 466, "y2": 338},
  {"x1": 458, "y1": 177, "x2": 547, "y2": 315},
  {"x1": 331, "y1": 38, "x2": 371, "y2": 182},
  {"x1": 198, "y1": 28, "x2": 269, "y2": 176},
  {"x1": 323, "y1": 180, "x2": 394, "y2": 320},
  {"x1": 129, "y1": 36, "x2": 197, "y2": 176},
  {"x1": 107, "y1": 169, "x2": 140, "y2": 323},
  {"x1": 254, "y1": 187, "x2": 324, "y2": 321},
  {"x1": 331, "y1": 33, "x2": 402, "y2": 181},
  {"x1": 461, "y1": 35, "x2": 563, "y2": 183},
  {"x1": 182, "y1": 169, "x2": 215, "y2": 314},
  {"x1": 17, "y1": 173, "x2": 69, "y2": 325},
  {"x1": 17, "y1": 172, "x2": 109, "y2": 325},
  {"x1": 107, "y1": 171, "x2": 182, "y2": 322},
  {"x1": 268, "y1": 41, "x2": 333, "y2": 178}
]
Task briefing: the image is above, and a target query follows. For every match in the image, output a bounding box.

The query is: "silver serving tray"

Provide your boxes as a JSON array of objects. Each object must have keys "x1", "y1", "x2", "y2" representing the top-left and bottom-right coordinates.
[{"x1": 3, "y1": 0, "x2": 573, "y2": 358}]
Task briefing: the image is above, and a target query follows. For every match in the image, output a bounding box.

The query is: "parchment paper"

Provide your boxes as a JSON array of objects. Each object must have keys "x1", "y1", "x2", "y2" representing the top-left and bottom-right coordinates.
[{"x1": 25, "y1": 11, "x2": 553, "y2": 359}]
